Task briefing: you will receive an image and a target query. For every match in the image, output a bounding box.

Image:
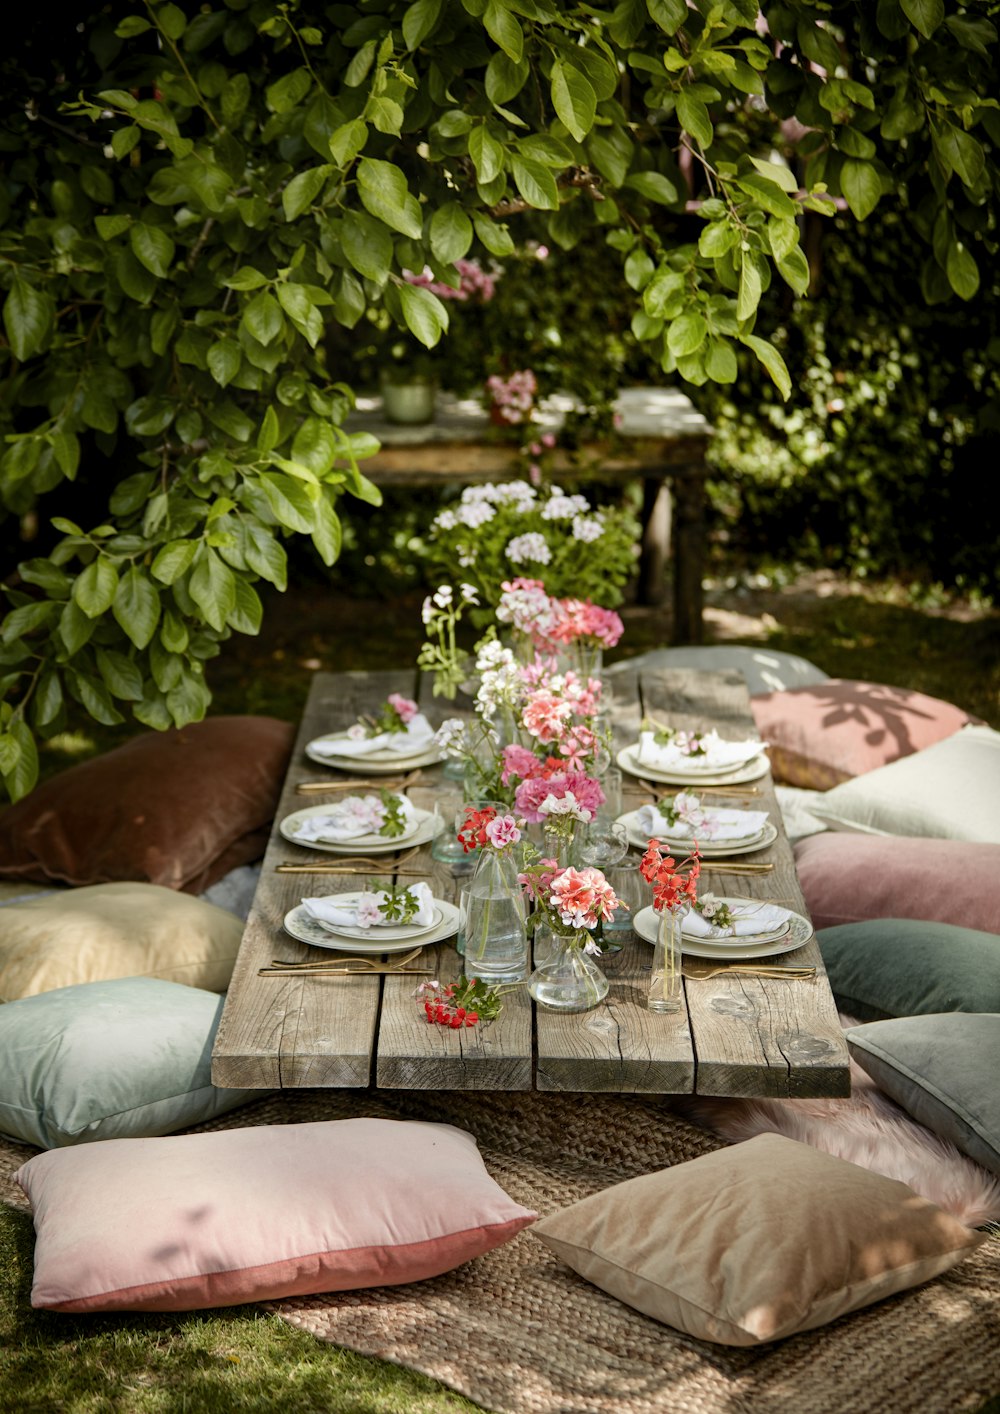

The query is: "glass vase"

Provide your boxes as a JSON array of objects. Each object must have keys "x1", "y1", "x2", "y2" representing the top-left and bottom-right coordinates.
[
  {"x1": 541, "y1": 819, "x2": 580, "y2": 869},
  {"x1": 528, "y1": 927, "x2": 609, "y2": 1012},
  {"x1": 463, "y1": 848, "x2": 529, "y2": 984},
  {"x1": 648, "y1": 907, "x2": 683, "y2": 1013}
]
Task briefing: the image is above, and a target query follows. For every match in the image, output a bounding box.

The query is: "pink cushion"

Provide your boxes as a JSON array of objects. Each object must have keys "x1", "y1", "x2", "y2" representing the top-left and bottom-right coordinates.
[
  {"x1": 794, "y1": 834, "x2": 1000, "y2": 935},
  {"x1": 752, "y1": 680, "x2": 973, "y2": 790},
  {"x1": 14, "y1": 1119, "x2": 536, "y2": 1312}
]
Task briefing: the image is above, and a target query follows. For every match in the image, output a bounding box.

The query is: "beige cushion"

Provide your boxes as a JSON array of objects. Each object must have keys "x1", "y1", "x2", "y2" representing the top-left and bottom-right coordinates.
[
  {"x1": 809, "y1": 725, "x2": 1000, "y2": 842},
  {"x1": 531, "y1": 1133, "x2": 984, "y2": 1346},
  {"x1": 0, "y1": 883, "x2": 243, "y2": 1001}
]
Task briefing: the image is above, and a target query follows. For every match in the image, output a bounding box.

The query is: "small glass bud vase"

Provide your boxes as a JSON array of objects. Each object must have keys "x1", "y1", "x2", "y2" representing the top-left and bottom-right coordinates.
[
  {"x1": 648, "y1": 906, "x2": 683, "y2": 1013},
  {"x1": 528, "y1": 927, "x2": 609, "y2": 1012},
  {"x1": 463, "y1": 848, "x2": 529, "y2": 985}
]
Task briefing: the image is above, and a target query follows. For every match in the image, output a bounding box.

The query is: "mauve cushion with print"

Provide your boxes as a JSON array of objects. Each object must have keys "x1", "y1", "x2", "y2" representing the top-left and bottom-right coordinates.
[
  {"x1": 0, "y1": 716, "x2": 293, "y2": 894},
  {"x1": 751, "y1": 680, "x2": 974, "y2": 791},
  {"x1": 14, "y1": 1118, "x2": 537, "y2": 1312},
  {"x1": 794, "y1": 834, "x2": 1000, "y2": 935}
]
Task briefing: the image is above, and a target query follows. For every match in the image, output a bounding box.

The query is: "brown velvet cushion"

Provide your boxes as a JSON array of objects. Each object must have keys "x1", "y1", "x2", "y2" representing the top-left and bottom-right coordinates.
[
  {"x1": 0, "y1": 717, "x2": 293, "y2": 894},
  {"x1": 752, "y1": 680, "x2": 973, "y2": 790},
  {"x1": 794, "y1": 833, "x2": 1000, "y2": 935}
]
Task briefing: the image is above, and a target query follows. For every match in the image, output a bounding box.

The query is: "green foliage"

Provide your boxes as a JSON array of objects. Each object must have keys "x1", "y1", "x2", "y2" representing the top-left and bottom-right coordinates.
[{"x1": 2, "y1": 0, "x2": 999, "y2": 797}]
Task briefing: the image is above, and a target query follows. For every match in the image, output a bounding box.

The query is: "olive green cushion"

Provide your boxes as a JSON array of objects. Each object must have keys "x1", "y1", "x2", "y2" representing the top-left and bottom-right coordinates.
[
  {"x1": 817, "y1": 919, "x2": 1000, "y2": 1023},
  {"x1": 847, "y1": 1014, "x2": 1000, "y2": 1178},
  {"x1": 0, "y1": 977, "x2": 261, "y2": 1148}
]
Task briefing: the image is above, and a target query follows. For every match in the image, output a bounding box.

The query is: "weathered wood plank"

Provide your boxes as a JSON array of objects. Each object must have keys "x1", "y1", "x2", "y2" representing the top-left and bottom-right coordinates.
[{"x1": 637, "y1": 668, "x2": 850, "y2": 1098}]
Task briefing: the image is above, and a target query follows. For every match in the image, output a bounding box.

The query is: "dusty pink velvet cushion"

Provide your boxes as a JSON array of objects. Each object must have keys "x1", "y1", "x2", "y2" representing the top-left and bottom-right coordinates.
[
  {"x1": 794, "y1": 834, "x2": 1000, "y2": 935},
  {"x1": 752, "y1": 680, "x2": 973, "y2": 790},
  {"x1": 14, "y1": 1118, "x2": 537, "y2": 1312}
]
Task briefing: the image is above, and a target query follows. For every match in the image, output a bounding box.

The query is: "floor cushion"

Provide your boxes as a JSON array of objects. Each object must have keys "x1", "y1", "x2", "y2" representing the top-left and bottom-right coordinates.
[
  {"x1": 806, "y1": 725, "x2": 1000, "y2": 842},
  {"x1": 0, "y1": 715, "x2": 293, "y2": 893},
  {"x1": 794, "y1": 834, "x2": 1000, "y2": 935},
  {"x1": 606, "y1": 646, "x2": 829, "y2": 697},
  {"x1": 0, "y1": 977, "x2": 260, "y2": 1148},
  {"x1": 531, "y1": 1132, "x2": 984, "y2": 1347},
  {"x1": 0, "y1": 882, "x2": 243, "y2": 1000},
  {"x1": 818, "y1": 919, "x2": 1000, "y2": 1022},
  {"x1": 752, "y1": 680, "x2": 973, "y2": 790},
  {"x1": 14, "y1": 1118, "x2": 537, "y2": 1311},
  {"x1": 847, "y1": 1014, "x2": 1000, "y2": 1178}
]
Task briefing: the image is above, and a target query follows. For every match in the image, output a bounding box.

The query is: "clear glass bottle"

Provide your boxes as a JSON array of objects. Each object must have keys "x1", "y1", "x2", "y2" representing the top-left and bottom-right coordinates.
[
  {"x1": 462, "y1": 847, "x2": 529, "y2": 984},
  {"x1": 648, "y1": 906, "x2": 683, "y2": 1013},
  {"x1": 528, "y1": 925, "x2": 609, "y2": 1012}
]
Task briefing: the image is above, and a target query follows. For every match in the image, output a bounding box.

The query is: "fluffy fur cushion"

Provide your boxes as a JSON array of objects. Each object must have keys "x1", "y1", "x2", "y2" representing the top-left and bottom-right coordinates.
[
  {"x1": 752, "y1": 680, "x2": 973, "y2": 790},
  {"x1": 794, "y1": 833, "x2": 1000, "y2": 934},
  {"x1": 0, "y1": 716, "x2": 293, "y2": 893}
]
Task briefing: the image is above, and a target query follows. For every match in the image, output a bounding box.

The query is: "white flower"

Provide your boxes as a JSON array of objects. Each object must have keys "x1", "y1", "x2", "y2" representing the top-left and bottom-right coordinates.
[
  {"x1": 421, "y1": 596, "x2": 436, "y2": 626},
  {"x1": 699, "y1": 892, "x2": 719, "y2": 919},
  {"x1": 346, "y1": 723, "x2": 367, "y2": 741},
  {"x1": 434, "y1": 509, "x2": 458, "y2": 530},
  {"x1": 542, "y1": 492, "x2": 590, "y2": 521},
  {"x1": 538, "y1": 791, "x2": 592, "y2": 822},
  {"x1": 355, "y1": 894, "x2": 383, "y2": 929},
  {"x1": 458, "y1": 552, "x2": 476, "y2": 567},
  {"x1": 506, "y1": 532, "x2": 552, "y2": 565},
  {"x1": 460, "y1": 583, "x2": 480, "y2": 604},
  {"x1": 456, "y1": 501, "x2": 496, "y2": 528},
  {"x1": 434, "y1": 718, "x2": 467, "y2": 757},
  {"x1": 432, "y1": 585, "x2": 454, "y2": 608},
  {"x1": 572, "y1": 515, "x2": 604, "y2": 543}
]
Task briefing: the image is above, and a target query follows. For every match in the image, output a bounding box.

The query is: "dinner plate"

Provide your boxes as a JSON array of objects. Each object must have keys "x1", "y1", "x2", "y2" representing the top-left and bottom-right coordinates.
[
  {"x1": 617, "y1": 810, "x2": 778, "y2": 858},
  {"x1": 278, "y1": 803, "x2": 440, "y2": 854},
  {"x1": 633, "y1": 905, "x2": 813, "y2": 960},
  {"x1": 617, "y1": 745, "x2": 771, "y2": 787},
  {"x1": 310, "y1": 893, "x2": 444, "y2": 943},
  {"x1": 305, "y1": 731, "x2": 442, "y2": 772},
  {"x1": 283, "y1": 899, "x2": 460, "y2": 954}
]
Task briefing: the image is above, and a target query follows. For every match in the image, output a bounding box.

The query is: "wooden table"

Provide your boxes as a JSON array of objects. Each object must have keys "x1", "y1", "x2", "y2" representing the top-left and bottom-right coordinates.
[
  {"x1": 212, "y1": 668, "x2": 850, "y2": 1098},
  {"x1": 348, "y1": 387, "x2": 711, "y2": 643}
]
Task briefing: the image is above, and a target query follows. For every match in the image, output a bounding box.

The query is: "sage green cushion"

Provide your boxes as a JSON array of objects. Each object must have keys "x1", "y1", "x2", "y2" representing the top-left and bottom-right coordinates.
[
  {"x1": 817, "y1": 919, "x2": 1000, "y2": 1023},
  {"x1": 0, "y1": 977, "x2": 261, "y2": 1149},
  {"x1": 847, "y1": 1014, "x2": 1000, "y2": 1178}
]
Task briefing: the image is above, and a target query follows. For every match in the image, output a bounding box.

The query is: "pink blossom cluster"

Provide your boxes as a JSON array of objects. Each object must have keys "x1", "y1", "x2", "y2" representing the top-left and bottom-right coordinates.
[
  {"x1": 486, "y1": 369, "x2": 537, "y2": 424},
  {"x1": 403, "y1": 258, "x2": 499, "y2": 302},
  {"x1": 484, "y1": 814, "x2": 522, "y2": 849},
  {"x1": 496, "y1": 577, "x2": 560, "y2": 642},
  {"x1": 548, "y1": 866, "x2": 621, "y2": 930},
  {"x1": 550, "y1": 599, "x2": 624, "y2": 649},
  {"x1": 386, "y1": 692, "x2": 418, "y2": 724},
  {"x1": 514, "y1": 770, "x2": 605, "y2": 824},
  {"x1": 494, "y1": 578, "x2": 623, "y2": 652}
]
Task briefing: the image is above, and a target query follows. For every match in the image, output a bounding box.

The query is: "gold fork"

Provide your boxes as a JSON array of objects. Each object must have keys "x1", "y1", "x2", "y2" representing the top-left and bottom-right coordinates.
[
  {"x1": 275, "y1": 845, "x2": 421, "y2": 872},
  {"x1": 296, "y1": 770, "x2": 423, "y2": 794},
  {"x1": 683, "y1": 964, "x2": 816, "y2": 980}
]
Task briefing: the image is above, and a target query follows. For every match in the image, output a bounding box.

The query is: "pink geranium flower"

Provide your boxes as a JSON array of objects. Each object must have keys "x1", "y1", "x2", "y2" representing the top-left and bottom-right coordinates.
[
  {"x1": 387, "y1": 693, "x2": 418, "y2": 724},
  {"x1": 485, "y1": 814, "x2": 521, "y2": 849}
]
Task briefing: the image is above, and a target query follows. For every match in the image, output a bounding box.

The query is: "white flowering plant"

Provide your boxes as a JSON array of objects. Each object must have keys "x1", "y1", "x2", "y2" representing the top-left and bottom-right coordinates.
[
  {"x1": 416, "y1": 583, "x2": 480, "y2": 700},
  {"x1": 421, "y1": 480, "x2": 640, "y2": 609}
]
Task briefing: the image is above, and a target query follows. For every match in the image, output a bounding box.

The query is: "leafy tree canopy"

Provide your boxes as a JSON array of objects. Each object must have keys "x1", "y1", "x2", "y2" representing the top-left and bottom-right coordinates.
[{"x1": 1, "y1": 0, "x2": 998, "y2": 799}]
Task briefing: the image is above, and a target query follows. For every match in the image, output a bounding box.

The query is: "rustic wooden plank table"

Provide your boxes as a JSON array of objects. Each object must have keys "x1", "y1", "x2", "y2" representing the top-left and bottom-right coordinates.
[
  {"x1": 212, "y1": 668, "x2": 850, "y2": 1098},
  {"x1": 348, "y1": 387, "x2": 711, "y2": 642}
]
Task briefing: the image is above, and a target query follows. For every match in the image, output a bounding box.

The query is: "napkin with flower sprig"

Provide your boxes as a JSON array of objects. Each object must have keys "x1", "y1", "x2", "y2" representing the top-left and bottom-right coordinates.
[
  {"x1": 311, "y1": 693, "x2": 436, "y2": 759},
  {"x1": 680, "y1": 897, "x2": 790, "y2": 938},
  {"x1": 302, "y1": 882, "x2": 435, "y2": 931},
  {"x1": 292, "y1": 793, "x2": 416, "y2": 844},
  {"x1": 636, "y1": 728, "x2": 764, "y2": 774},
  {"x1": 636, "y1": 795, "x2": 770, "y2": 842}
]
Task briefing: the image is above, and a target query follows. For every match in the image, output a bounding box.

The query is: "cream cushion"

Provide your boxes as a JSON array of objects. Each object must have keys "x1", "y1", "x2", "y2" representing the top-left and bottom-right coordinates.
[{"x1": 0, "y1": 882, "x2": 243, "y2": 1000}]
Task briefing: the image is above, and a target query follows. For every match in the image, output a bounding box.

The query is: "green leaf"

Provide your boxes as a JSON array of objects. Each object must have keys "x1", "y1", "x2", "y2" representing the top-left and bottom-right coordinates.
[
  {"x1": 486, "y1": 51, "x2": 529, "y2": 104},
  {"x1": 341, "y1": 211, "x2": 394, "y2": 283},
  {"x1": 369, "y1": 96, "x2": 403, "y2": 136},
  {"x1": 161, "y1": 609, "x2": 189, "y2": 654},
  {"x1": 624, "y1": 249, "x2": 655, "y2": 290},
  {"x1": 59, "y1": 599, "x2": 95, "y2": 655},
  {"x1": 344, "y1": 40, "x2": 377, "y2": 88},
  {"x1": 667, "y1": 312, "x2": 707, "y2": 357},
  {"x1": 484, "y1": 0, "x2": 523, "y2": 61},
  {"x1": 356, "y1": 158, "x2": 423, "y2": 239},
  {"x1": 643, "y1": 268, "x2": 685, "y2": 318},
  {"x1": 243, "y1": 291, "x2": 285, "y2": 346},
  {"x1": 749, "y1": 156, "x2": 797, "y2": 193},
  {"x1": 130, "y1": 222, "x2": 175, "y2": 278},
  {"x1": 111, "y1": 126, "x2": 141, "y2": 159},
  {"x1": 624, "y1": 171, "x2": 678, "y2": 204},
  {"x1": 257, "y1": 405, "x2": 281, "y2": 457},
  {"x1": 742, "y1": 333, "x2": 791, "y2": 399},
  {"x1": 259, "y1": 473, "x2": 317, "y2": 533},
  {"x1": 166, "y1": 669, "x2": 211, "y2": 729},
  {"x1": 152, "y1": 539, "x2": 198, "y2": 584},
  {"x1": 282, "y1": 165, "x2": 331, "y2": 221},
  {"x1": 777, "y1": 245, "x2": 811, "y2": 295},
  {"x1": 189, "y1": 546, "x2": 236, "y2": 632},
  {"x1": 472, "y1": 211, "x2": 515, "y2": 256},
  {"x1": 206, "y1": 401, "x2": 255, "y2": 442},
  {"x1": 841, "y1": 158, "x2": 882, "y2": 220},
  {"x1": 311, "y1": 497, "x2": 343, "y2": 567},
  {"x1": 3, "y1": 277, "x2": 53, "y2": 361},
  {"x1": 113, "y1": 568, "x2": 161, "y2": 649},
  {"x1": 510, "y1": 156, "x2": 559, "y2": 210},
  {"x1": 50, "y1": 430, "x2": 81, "y2": 479},
  {"x1": 900, "y1": 0, "x2": 943, "y2": 39},
  {"x1": 266, "y1": 67, "x2": 311, "y2": 114},
  {"x1": 676, "y1": 93, "x2": 713, "y2": 149},
  {"x1": 134, "y1": 685, "x2": 173, "y2": 731},
  {"x1": 228, "y1": 577, "x2": 263, "y2": 635},
  {"x1": 946, "y1": 239, "x2": 980, "y2": 300},
  {"x1": 157, "y1": 3, "x2": 187, "y2": 41},
  {"x1": 73, "y1": 558, "x2": 119, "y2": 618},
  {"x1": 292, "y1": 416, "x2": 338, "y2": 473},
  {"x1": 399, "y1": 282, "x2": 449, "y2": 348},
  {"x1": 1, "y1": 600, "x2": 57, "y2": 644},
  {"x1": 207, "y1": 339, "x2": 242, "y2": 387},
  {"x1": 934, "y1": 124, "x2": 986, "y2": 189},
  {"x1": 737, "y1": 254, "x2": 762, "y2": 319},
  {"x1": 469, "y1": 126, "x2": 506, "y2": 185},
  {"x1": 34, "y1": 670, "x2": 63, "y2": 728},
  {"x1": 225, "y1": 267, "x2": 270, "y2": 291},
  {"x1": 550, "y1": 59, "x2": 597, "y2": 144},
  {"x1": 403, "y1": 0, "x2": 443, "y2": 47},
  {"x1": 96, "y1": 647, "x2": 144, "y2": 701},
  {"x1": 95, "y1": 213, "x2": 131, "y2": 240},
  {"x1": 116, "y1": 14, "x2": 151, "y2": 36},
  {"x1": 117, "y1": 248, "x2": 158, "y2": 303},
  {"x1": 430, "y1": 203, "x2": 474, "y2": 263},
  {"x1": 736, "y1": 173, "x2": 798, "y2": 219},
  {"x1": 243, "y1": 522, "x2": 287, "y2": 589},
  {"x1": 1, "y1": 718, "x2": 38, "y2": 802},
  {"x1": 221, "y1": 72, "x2": 251, "y2": 127},
  {"x1": 705, "y1": 338, "x2": 738, "y2": 383},
  {"x1": 698, "y1": 221, "x2": 739, "y2": 258},
  {"x1": 647, "y1": 0, "x2": 687, "y2": 34},
  {"x1": 329, "y1": 119, "x2": 368, "y2": 167}
]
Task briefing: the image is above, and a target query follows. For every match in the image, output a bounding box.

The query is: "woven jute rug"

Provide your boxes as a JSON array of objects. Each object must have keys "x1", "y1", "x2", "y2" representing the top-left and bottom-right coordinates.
[{"x1": 3, "y1": 1089, "x2": 998, "y2": 1414}]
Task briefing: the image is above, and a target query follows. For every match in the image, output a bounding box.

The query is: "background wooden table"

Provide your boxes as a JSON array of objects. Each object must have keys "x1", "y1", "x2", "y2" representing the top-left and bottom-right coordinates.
[{"x1": 211, "y1": 668, "x2": 849, "y2": 1098}]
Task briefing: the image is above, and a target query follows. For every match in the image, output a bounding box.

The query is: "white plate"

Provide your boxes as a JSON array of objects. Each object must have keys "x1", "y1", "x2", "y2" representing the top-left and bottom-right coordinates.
[
  {"x1": 283, "y1": 899, "x2": 460, "y2": 954},
  {"x1": 305, "y1": 732, "x2": 442, "y2": 772},
  {"x1": 617, "y1": 745, "x2": 771, "y2": 788},
  {"x1": 633, "y1": 905, "x2": 813, "y2": 960},
  {"x1": 310, "y1": 893, "x2": 444, "y2": 943},
  {"x1": 279, "y1": 803, "x2": 440, "y2": 854},
  {"x1": 617, "y1": 810, "x2": 778, "y2": 858}
]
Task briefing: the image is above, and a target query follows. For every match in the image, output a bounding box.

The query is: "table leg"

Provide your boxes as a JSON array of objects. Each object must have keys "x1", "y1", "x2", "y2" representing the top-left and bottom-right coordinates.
[{"x1": 671, "y1": 463, "x2": 705, "y2": 645}]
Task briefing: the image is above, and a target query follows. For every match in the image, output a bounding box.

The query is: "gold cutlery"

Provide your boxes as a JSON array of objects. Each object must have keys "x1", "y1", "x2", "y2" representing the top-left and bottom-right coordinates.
[
  {"x1": 268, "y1": 946, "x2": 424, "y2": 970},
  {"x1": 295, "y1": 770, "x2": 423, "y2": 794},
  {"x1": 700, "y1": 862, "x2": 775, "y2": 874},
  {"x1": 258, "y1": 965, "x2": 434, "y2": 977},
  {"x1": 276, "y1": 845, "x2": 420, "y2": 870},
  {"x1": 683, "y1": 965, "x2": 816, "y2": 980},
  {"x1": 275, "y1": 864, "x2": 431, "y2": 877},
  {"x1": 637, "y1": 778, "x2": 762, "y2": 799}
]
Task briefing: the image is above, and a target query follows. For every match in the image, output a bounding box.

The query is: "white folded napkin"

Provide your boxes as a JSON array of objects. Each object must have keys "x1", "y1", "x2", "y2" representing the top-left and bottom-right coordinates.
[
  {"x1": 311, "y1": 713, "x2": 436, "y2": 759},
  {"x1": 293, "y1": 794, "x2": 417, "y2": 843},
  {"x1": 302, "y1": 882, "x2": 436, "y2": 931},
  {"x1": 636, "y1": 729, "x2": 763, "y2": 775},
  {"x1": 680, "y1": 901, "x2": 789, "y2": 939},
  {"x1": 635, "y1": 802, "x2": 770, "y2": 842}
]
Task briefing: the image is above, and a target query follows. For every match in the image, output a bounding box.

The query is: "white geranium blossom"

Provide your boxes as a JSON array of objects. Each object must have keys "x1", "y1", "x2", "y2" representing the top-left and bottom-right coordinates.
[
  {"x1": 506, "y1": 532, "x2": 552, "y2": 564},
  {"x1": 434, "y1": 509, "x2": 458, "y2": 530},
  {"x1": 541, "y1": 493, "x2": 590, "y2": 521},
  {"x1": 432, "y1": 585, "x2": 454, "y2": 608},
  {"x1": 456, "y1": 502, "x2": 496, "y2": 529},
  {"x1": 572, "y1": 515, "x2": 604, "y2": 543}
]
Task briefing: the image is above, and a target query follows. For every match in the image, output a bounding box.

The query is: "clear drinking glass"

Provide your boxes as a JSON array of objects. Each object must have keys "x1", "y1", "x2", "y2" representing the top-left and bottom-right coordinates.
[
  {"x1": 430, "y1": 789, "x2": 469, "y2": 865},
  {"x1": 577, "y1": 820, "x2": 628, "y2": 870},
  {"x1": 603, "y1": 860, "x2": 646, "y2": 937}
]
